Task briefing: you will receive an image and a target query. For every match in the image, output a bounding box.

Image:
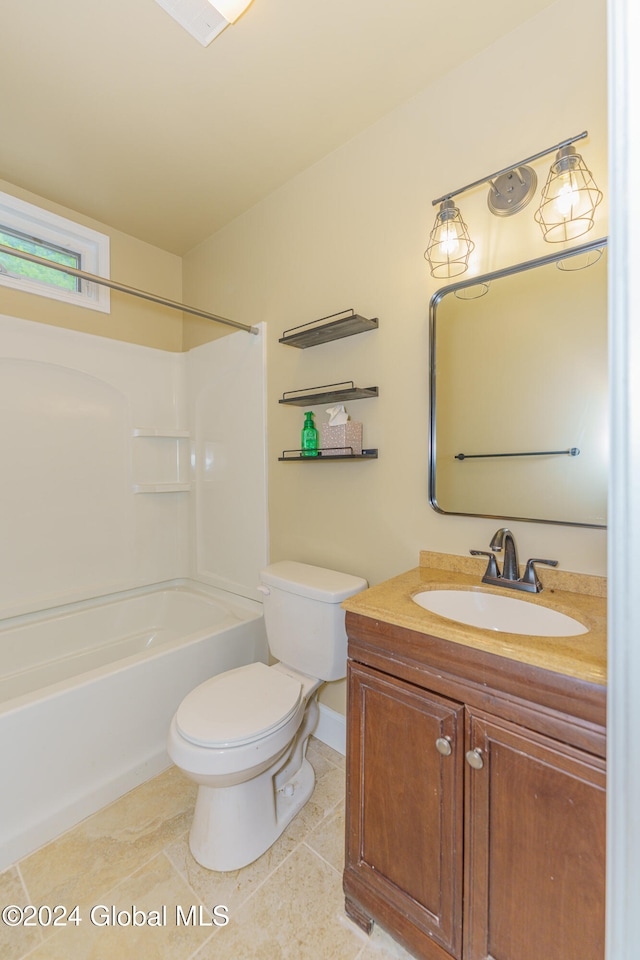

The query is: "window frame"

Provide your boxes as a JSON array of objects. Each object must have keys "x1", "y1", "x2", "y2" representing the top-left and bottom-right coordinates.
[{"x1": 0, "y1": 191, "x2": 110, "y2": 313}]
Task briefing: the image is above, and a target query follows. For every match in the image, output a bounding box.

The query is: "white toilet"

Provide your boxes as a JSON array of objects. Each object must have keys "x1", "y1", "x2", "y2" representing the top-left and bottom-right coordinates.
[{"x1": 167, "y1": 560, "x2": 367, "y2": 872}]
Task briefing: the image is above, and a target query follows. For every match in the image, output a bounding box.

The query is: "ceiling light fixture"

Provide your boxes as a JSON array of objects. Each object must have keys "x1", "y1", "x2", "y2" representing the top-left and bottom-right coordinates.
[
  {"x1": 425, "y1": 131, "x2": 602, "y2": 280},
  {"x1": 155, "y1": 0, "x2": 254, "y2": 47}
]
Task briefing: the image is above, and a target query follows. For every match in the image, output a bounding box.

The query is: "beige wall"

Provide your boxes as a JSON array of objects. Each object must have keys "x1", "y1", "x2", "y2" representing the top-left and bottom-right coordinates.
[
  {"x1": 182, "y1": 0, "x2": 608, "y2": 715},
  {"x1": 0, "y1": 178, "x2": 184, "y2": 351},
  {"x1": 1, "y1": 0, "x2": 606, "y2": 717}
]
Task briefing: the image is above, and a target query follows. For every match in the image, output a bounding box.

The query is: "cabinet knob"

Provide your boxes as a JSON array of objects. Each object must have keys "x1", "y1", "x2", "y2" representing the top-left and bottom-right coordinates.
[
  {"x1": 435, "y1": 736, "x2": 452, "y2": 756},
  {"x1": 465, "y1": 748, "x2": 484, "y2": 770}
]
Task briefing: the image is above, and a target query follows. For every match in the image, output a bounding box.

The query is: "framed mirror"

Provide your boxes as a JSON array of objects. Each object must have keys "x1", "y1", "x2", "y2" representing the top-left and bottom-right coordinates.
[{"x1": 428, "y1": 237, "x2": 607, "y2": 528}]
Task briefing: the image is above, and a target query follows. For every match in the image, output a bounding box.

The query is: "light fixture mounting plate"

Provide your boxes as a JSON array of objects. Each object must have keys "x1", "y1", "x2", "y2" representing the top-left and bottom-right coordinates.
[{"x1": 487, "y1": 165, "x2": 537, "y2": 217}]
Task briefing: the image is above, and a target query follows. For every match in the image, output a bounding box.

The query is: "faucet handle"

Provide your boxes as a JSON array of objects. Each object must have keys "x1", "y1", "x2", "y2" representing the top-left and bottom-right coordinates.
[
  {"x1": 470, "y1": 549, "x2": 499, "y2": 579},
  {"x1": 522, "y1": 557, "x2": 558, "y2": 591}
]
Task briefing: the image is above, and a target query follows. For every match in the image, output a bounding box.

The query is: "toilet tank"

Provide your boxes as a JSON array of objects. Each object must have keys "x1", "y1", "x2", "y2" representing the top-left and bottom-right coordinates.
[{"x1": 258, "y1": 561, "x2": 368, "y2": 681}]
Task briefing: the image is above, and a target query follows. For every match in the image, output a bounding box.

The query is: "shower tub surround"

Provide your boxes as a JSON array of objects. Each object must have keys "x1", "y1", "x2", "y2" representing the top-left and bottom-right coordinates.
[
  {"x1": 0, "y1": 313, "x2": 268, "y2": 869},
  {"x1": 0, "y1": 313, "x2": 268, "y2": 619},
  {"x1": 0, "y1": 580, "x2": 268, "y2": 870}
]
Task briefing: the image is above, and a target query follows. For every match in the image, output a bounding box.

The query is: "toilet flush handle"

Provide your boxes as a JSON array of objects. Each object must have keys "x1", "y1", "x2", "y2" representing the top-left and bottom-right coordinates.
[{"x1": 257, "y1": 585, "x2": 270, "y2": 596}]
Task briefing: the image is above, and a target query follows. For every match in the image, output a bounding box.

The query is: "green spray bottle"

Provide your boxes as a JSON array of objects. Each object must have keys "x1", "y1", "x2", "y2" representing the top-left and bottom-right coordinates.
[{"x1": 301, "y1": 411, "x2": 318, "y2": 457}]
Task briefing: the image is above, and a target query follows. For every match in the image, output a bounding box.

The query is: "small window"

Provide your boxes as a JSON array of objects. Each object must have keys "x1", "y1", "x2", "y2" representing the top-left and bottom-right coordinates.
[{"x1": 0, "y1": 191, "x2": 110, "y2": 313}]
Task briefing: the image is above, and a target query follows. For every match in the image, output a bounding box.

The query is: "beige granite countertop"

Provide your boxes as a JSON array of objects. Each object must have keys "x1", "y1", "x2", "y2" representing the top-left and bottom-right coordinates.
[{"x1": 342, "y1": 552, "x2": 607, "y2": 685}]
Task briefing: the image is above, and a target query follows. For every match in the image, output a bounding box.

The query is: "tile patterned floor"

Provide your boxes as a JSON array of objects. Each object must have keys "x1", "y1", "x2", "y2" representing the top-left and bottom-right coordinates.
[{"x1": 1, "y1": 738, "x2": 416, "y2": 960}]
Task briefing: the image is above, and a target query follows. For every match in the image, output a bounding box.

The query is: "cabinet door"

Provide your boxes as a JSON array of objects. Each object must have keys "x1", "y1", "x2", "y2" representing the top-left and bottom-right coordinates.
[
  {"x1": 465, "y1": 713, "x2": 606, "y2": 960},
  {"x1": 346, "y1": 663, "x2": 464, "y2": 957}
]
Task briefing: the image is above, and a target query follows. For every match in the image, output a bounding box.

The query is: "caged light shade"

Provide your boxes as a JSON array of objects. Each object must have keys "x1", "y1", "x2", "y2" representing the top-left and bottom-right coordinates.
[
  {"x1": 534, "y1": 144, "x2": 603, "y2": 243},
  {"x1": 424, "y1": 199, "x2": 475, "y2": 279}
]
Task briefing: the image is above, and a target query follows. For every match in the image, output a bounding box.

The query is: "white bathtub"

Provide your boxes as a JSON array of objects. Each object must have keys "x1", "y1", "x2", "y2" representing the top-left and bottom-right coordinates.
[{"x1": 0, "y1": 580, "x2": 268, "y2": 870}]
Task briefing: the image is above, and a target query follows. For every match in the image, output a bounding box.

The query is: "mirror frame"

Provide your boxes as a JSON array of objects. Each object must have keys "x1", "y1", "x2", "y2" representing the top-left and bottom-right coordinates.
[{"x1": 428, "y1": 236, "x2": 608, "y2": 528}]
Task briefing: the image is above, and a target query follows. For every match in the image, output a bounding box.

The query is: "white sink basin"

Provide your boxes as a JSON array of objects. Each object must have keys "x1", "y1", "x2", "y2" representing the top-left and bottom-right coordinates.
[{"x1": 412, "y1": 589, "x2": 588, "y2": 637}]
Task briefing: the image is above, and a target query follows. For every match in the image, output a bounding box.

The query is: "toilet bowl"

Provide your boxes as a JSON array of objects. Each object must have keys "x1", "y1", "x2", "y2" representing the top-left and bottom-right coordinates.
[{"x1": 167, "y1": 561, "x2": 367, "y2": 872}]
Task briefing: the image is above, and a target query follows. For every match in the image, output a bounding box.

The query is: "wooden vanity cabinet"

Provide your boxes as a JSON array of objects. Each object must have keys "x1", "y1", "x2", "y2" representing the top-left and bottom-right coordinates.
[
  {"x1": 346, "y1": 663, "x2": 465, "y2": 957},
  {"x1": 343, "y1": 613, "x2": 606, "y2": 960}
]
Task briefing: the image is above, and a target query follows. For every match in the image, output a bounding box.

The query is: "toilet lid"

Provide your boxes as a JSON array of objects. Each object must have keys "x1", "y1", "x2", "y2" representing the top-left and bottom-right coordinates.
[{"x1": 176, "y1": 662, "x2": 303, "y2": 748}]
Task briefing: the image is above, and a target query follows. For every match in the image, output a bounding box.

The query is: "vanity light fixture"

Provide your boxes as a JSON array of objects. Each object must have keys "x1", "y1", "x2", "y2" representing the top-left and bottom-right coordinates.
[
  {"x1": 486, "y1": 165, "x2": 538, "y2": 217},
  {"x1": 534, "y1": 144, "x2": 603, "y2": 242},
  {"x1": 423, "y1": 199, "x2": 475, "y2": 279},
  {"x1": 425, "y1": 131, "x2": 602, "y2": 279}
]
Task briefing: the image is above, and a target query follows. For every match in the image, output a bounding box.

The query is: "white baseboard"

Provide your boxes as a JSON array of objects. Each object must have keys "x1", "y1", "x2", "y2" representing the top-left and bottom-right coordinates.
[{"x1": 314, "y1": 703, "x2": 346, "y2": 756}]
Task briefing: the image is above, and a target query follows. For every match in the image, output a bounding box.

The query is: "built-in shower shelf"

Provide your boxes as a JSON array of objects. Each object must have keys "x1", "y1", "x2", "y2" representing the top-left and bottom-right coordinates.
[
  {"x1": 131, "y1": 431, "x2": 191, "y2": 492},
  {"x1": 132, "y1": 428, "x2": 191, "y2": 438},
  {"x1": 133, "y1": 482, "x2": 191, "y2": 494}
]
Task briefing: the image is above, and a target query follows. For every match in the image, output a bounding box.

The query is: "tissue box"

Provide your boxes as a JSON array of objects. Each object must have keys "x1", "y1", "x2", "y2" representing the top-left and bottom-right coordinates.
[{"x1": 320, "y1": 421, "x2": 362, "y2": 456}]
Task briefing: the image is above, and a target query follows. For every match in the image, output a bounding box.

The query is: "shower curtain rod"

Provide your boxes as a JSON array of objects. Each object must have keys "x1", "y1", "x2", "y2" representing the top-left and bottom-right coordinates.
[{"x1": 0, "y1": 243, "x2": 259, "y2": 335}]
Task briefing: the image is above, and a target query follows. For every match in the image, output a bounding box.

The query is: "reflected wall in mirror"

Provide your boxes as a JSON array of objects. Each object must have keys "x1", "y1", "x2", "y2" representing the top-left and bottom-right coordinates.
[{"x1": 429, "y1": 238, "x2": 607, "y2": 527}]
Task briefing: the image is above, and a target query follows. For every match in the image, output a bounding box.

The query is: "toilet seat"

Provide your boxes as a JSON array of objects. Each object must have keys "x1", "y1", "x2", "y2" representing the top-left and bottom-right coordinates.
[{"x1": 176, "y1": 662, "x2": 302, "y2": 749}]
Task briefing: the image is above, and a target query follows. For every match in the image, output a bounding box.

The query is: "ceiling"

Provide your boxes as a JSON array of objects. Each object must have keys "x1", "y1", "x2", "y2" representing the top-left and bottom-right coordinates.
[{"x1": 1, "y1": 0, "x2": 558, "y2": 255}]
